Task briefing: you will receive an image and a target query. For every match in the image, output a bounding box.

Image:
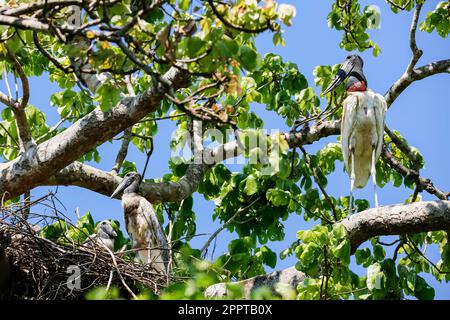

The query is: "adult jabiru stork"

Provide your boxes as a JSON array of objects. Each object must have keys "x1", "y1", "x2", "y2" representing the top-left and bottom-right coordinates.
[
  {"x1": 111, "y1": 172, "x2": 169, "y2": 273},
  {"x1": 323, "y1": 55, "x2": 387, "y2": 213}
]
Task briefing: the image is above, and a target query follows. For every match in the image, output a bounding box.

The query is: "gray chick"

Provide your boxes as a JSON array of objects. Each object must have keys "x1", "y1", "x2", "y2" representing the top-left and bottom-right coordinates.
[{"x1": 83, "y1": 220, "x2": 117, "y2": 251}]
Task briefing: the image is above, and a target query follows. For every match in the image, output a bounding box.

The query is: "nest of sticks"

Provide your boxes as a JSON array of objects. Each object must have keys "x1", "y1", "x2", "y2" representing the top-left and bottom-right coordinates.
[{"x1": 0, "y1": 193, "x2": 170, "y2": 300}]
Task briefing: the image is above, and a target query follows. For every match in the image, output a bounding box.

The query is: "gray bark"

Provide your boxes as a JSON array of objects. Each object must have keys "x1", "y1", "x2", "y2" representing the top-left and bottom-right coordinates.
[
  {"x1": 341, "y1": 200, "x2": 450, "y2": 252},
  {"x1": 0, "y1": 67, "x2": 190, "y2": 200},
  {"x1": 205, "y1": 200, "x2": 450, "y2": 297},
  {"x1": 204, "y1": 266, "x2": 305, "y2": 299},
  {"x1": 42, "y1": 120, "x2": 340, "y2": 203}
]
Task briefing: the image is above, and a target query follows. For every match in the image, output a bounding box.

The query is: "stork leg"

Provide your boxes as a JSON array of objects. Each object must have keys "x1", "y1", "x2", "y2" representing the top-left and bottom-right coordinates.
[
  {"x1": 371, "y1": 146, "x2": 379, "y2": 208},
  {"x1": 349, "y1": 150, "x2": 355, "y2": 215}
]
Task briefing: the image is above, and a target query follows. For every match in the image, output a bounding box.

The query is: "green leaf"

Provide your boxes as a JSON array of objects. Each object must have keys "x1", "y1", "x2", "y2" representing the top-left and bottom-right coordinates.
[
  {"x1": 414, "y1": 276, "x2": 435, "y2": 300},
  {"x1": 373, "y1": 244, "x2": 386, "y2": 261},
  {"x1": 366, "y1": 262, "x2": 385, "y2": 292},
  {"x1": 95, "y1": 83, "x2": 121, "y2": 111},
  {"x1": 332, "y1": 240, "x2": 351, "y2": 265},
  {"x1": 237, "y1": 46, "x2": 259, "y2": 71},
  {"x1": 266, "y1": 188, "x2": 290, "y2": 206},
  {"x1": 179, "y1": 0, "x2": 190, "y2": 11},
  {"x1": 186, "y1": 37, "x2": 206, "y2": 57},
  {"x1": 85, "y1": 286, "x2": 121, "y2": 300},
  {"x1": 420, "y1": 2, "x2": 450, "y2": 38},
  {"x1": 259, "y1": 245, "x2": 277, "y2": 268},
  {"x1": 355, "y1": 248, "x2": 372, "y2": 266},
  {"x1": 332, "y1": 224, "x2": 347, "y2": 240},
  {"x1": 243, "y1": 175, "x2": 259, "y2": 196}
]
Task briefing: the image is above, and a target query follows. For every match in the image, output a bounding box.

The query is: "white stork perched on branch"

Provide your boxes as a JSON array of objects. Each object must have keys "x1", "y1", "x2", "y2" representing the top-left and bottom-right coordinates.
[{"x1": 323, "y1": 55, "x2": 387, "y2": 213}]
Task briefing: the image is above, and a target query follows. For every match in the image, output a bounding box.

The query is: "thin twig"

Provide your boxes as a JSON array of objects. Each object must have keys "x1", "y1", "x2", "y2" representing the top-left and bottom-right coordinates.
[
  {"x1": 112, "y1": 127, "x2": 131, "y2": 174},
  {"x1": 201, "y1": 196, "x2": 261, "y2": 258},
  {"x1": 406, "y1": 2, "x2": 423, "y2": 74},
  {"x1": 141, "y1": 136, "x2": 154, "y2": 180},
  {"x1": 299, "y1": 146, "x2": 338, "y2": 221}
]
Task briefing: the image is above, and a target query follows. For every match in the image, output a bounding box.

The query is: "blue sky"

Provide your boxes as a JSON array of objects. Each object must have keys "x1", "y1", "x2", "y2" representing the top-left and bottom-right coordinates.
[{"x1": 2, "y1": 0, "x2": 449, "y2": 299}]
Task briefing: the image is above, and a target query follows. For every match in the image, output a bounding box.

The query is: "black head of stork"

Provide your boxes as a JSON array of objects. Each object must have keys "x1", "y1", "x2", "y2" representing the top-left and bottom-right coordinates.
[
  {"x1": 110, "y1": 172, "x2": 142, "y2": 198},
  {"x1": 323, "y1": 54, "x2": 368, "y2": 95}
]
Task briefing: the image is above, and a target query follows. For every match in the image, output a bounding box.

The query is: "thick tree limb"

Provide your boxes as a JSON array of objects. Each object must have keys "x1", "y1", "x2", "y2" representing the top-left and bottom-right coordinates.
[
  {"x1": 0, "y1": 67, "x2": 190, "y2": 200},
  {"x1": 385, "y1": 59, "x2": 450, "y2": 108},
  {"x1": 206, "y1": 200, "x2": 450, "y2": 297},
  {"x1": 341, "y1": 200, "x2": 450, "y2": 252},
  {"x1": 44, "y1": 161, "x2": 210, "y2": 203},
  {"x1": 0, "y1": 0, "x2": 85, "y2": 16},
  {"x1": 42, "y1": 120, "x2": 340, "y2": 203},
  {"x1": 205, "y1": 266, "x2": 305, "y2": 299}
]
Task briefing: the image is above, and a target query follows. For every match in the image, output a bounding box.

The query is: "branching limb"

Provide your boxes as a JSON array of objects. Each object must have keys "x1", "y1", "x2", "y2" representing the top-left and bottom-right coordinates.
[
  {"x1": 4, "y1": 45, "x2": 34, "y2": 151},
  {"x1": 385, "y1": 59, "x2": 450, "y2": 108},
  {"x1": 206, "y1": 0, "x2": 274, "y2": 34},
  {"x1": 201, "y1": 196, "x2": 261, "y2": 258},
  {"x1": 341, "y1": 200, "x2": 450, "y2": 252},
  {"x1": 381, "y1": 147, "x2": 449, "y2": 200},
  {"x1": 111, "y1": 128, "x2": 132, "y2": 175},
  {"x1": 406, "y1": 2, "x2": 423, "y2": 74},
  {"x1": 299, "y1": 146, "x2": 338, "y2": 221},
  {"x1": 384, "y1": 125, "x2": 421, "y2": 170}
]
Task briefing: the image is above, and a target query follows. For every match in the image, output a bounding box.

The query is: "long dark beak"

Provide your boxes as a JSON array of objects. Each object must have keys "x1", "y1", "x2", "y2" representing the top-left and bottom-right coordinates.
[
  {"x1": 107, "y1": 225, "x2": 118, "y2": 238},
  {"x1": 101, "y1": 223, "x2": 118, "y2": 237},
  {"x1": 323, "y1": 58, "x2": 355, "y2": 95},
  {"x1": 110, "y1": 178, "x2": 129, "y2": 199}
]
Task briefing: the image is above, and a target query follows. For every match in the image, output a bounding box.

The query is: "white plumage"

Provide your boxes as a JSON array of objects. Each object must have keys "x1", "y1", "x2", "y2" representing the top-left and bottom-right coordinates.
[
  {"x1": 341, "y1": 91, "x2": 387, "y2": 189},
  {"x1": 323, "y1": 55, "x2": 387, "y2": 212}
]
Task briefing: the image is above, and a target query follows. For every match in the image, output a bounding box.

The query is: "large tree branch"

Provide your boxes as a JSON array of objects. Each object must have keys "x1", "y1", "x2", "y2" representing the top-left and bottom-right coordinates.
[
  {"x1": 42, "y1": 120, "x2": 340, "y2": 203},
  {"x1": 341, "y1": 200, "x2": 450, "y2": 252},
  {"x1": 205, "y1": 266, "x2": 305, "y2": 299},
  {"x1": 206, "y1": 200, "x2": 450, "y2": 298},
  {"x1": 0, "y1": 0, "x2": 85, "y2": 16},
  {"x1": 384, "y1": 59, "x2": 450, "y2": 108},
  {"x1": 0, "y1": 67, "x2": 190, "y2": 200},
  {"x1": 45, "y1": 161, "x2": 209, "y2": 203}
]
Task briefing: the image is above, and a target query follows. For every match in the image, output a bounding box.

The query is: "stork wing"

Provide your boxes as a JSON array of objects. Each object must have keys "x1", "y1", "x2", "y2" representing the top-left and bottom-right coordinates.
[
  {"x1": 341, "y1": 94, "x2": 359, "y2": 174},
  {"x1": 373, "y1": 93, "x2": 387, "y2": 159},
  {"x1": 139, "y1": 198, "x2": 170, "y2": 264}
]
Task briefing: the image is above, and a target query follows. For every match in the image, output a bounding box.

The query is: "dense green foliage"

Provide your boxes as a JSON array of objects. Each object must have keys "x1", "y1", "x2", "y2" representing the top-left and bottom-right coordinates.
[{"x1": 0, "y1": 0, "x2": 449, "y2": 300}]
